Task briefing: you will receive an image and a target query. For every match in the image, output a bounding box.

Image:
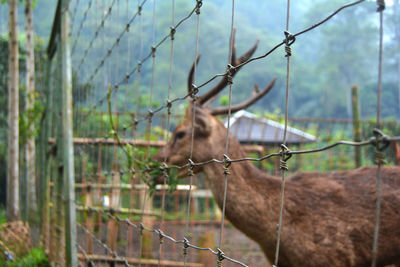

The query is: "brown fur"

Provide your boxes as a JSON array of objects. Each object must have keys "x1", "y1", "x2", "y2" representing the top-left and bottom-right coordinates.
[{"x1": 155, "y1": 106, "x2": 400, "y2": 267}]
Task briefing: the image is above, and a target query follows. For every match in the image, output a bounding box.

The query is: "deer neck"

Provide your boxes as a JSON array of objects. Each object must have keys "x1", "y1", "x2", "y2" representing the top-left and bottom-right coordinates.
[{"x1": 200, "y1": 132, "x2": 280, "y2": 247}]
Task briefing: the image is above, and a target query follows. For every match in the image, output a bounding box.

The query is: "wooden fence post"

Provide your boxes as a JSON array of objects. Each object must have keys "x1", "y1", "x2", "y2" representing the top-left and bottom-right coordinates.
[
  {"x1": 54, "y1": 37, "x2": 66, "y2": 266},
  {"x1": 351, "y1": 85, "x2": 362, "y2": 168},
  {"x1": 107, "y1": 163, "x2": 120, "y2": 254},
  {"x1": 61, "y1": 0, "x2": 77, "y2": 265},
  {"x1": 39, "y1": 59, "x2": 53, "y2": 252}
]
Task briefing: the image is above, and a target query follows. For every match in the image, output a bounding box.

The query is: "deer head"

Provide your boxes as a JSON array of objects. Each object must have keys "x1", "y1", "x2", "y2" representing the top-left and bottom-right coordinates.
[{"x1": 155, "y1": 30, "x2": 276, "y2": 176}]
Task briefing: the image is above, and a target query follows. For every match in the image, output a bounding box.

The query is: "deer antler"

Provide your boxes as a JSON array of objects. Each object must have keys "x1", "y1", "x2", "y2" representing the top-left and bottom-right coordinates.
[
  {"x1": 187, "y1": 54, "x2": 201, "y2": 97},
  {"x1": 187, "y1": 29, "x2": 260, "y2": 105},
  {"x1": 209, "y1": 78, "x2": 277, "y2": 116}
]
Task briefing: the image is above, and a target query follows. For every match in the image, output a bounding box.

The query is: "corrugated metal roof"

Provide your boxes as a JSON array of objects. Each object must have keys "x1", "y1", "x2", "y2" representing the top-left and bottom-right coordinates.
[{"x1": 224, "y1": 111, "x2": 316, "y2": 144}]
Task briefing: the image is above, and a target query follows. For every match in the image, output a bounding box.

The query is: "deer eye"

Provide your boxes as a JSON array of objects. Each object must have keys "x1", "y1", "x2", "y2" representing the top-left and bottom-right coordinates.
[{"x1": 175, "y1": 131, "x2": 186, "y2": 140}]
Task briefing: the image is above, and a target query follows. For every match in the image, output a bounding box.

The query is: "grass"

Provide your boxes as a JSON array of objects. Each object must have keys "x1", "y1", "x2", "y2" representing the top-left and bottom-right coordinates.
[
  {"x1": 0, "y1": 206, "x2": 6, "y2": 224},
  {"x1": 0, "y1": 247, "x2": 50, "y2": 267}
]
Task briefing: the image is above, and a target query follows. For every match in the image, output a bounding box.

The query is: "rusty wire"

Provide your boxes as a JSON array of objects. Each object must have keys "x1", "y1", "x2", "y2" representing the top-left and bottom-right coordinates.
[
  {"x1": 84, "y1": 0, "x2": 200, "y2": 119},
  {"x1": 75, "y1": 201, "x2": 248, "y2": 266},
  {"x1": 77, "y1": 222, "x2": 133, "y2": 267},
  {"x1": 69, "y1": 0, "x2": 80, "y2": 38},
  {"x1": 77, "y1": 243, "x2": 96, "y2": 266},
  {"x1": 273, "y1": 1, "x2": 292, "y2": 266},
  {"x1": 137, "y1": 0, "x2": 159, "y2": 265},
  {"x1": 70, "y1": 133, "x2": 399, "y2": 182},
  {"x1": 194, "y1": 0, "x2": 366, "y2": 92},
  {"x1": 74, "y1": 0, "x2": 116, "y2": 70},
  {"x1": 81, "y1": 0, "x2": 148, "y2": 84},
  {"x1": 184, "y1": 2, "x2": 202, "y2": 267},
  {"x1": 103, "y1": 0, "x2": 369, "y2": 133},
  {"x1": 67, "y1": 0, "x2": 400, "y2": 266},
  {"x1": 218, "y1": 0, "x2": 235, "y2": 259},
  {"x1": 71, "y1": 0, "x2": 93, "y2": 55},
  {"x1": 158, "y1": 0, "x2": 176, "y2": 266},
  {"x1": 371, "y1": 1, "x2": 386, "y2": 266}
]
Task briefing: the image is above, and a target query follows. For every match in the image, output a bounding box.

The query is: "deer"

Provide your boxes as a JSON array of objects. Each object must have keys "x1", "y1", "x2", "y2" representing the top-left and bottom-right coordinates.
[{"x1": 154, "y1": 32, "x2": 400, "y2": 267}]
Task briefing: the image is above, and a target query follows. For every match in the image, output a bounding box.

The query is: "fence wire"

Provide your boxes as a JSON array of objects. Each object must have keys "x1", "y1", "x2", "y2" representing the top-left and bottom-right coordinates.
[
  {"x1": 84, "y1": 0, "x2": 370, "y2": 132},
  {"x1": 44, "y1": 0, "x2": 400, "y2": 266},
  {"x1": 75, "y1": 201, "x2": 248, "y2": 266}
]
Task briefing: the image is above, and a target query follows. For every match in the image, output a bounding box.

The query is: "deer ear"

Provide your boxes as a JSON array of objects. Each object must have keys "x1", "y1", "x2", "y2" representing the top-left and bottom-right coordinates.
[
  {"x1": 194, "y1": 107, "x2": 212, "y2": 137},
  {"x1": 186, "y1": 105, "x2": 212, "y2": 137}
]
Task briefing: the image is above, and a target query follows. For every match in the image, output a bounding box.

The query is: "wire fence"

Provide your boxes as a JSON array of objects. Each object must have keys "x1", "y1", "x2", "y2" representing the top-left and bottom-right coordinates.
[{"x1": 37, "y1": 0, "x2": 400, "y2": 266}]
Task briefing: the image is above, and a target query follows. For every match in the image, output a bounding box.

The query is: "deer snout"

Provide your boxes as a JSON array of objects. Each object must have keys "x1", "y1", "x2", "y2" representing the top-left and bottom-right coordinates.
[{"x1": 153, "y1": 147, "x2": 168, "y2": 163}]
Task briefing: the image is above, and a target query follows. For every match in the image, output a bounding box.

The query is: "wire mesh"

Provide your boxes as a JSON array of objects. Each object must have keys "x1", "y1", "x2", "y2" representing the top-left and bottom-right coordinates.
[{"x1": 41, "y1": 0, "x2": 400, "y2": 266}]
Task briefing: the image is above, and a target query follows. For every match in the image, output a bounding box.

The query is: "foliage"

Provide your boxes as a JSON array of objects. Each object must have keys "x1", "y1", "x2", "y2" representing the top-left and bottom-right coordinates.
[
  {"x1": 0, "y1": 33, "x2": 46, "y2": 205},
  {"x1": 19, "y1": 90, "x2": 44, "y2": 145},
  {"x1": 0, "y1": 0, "x2": 37, "y2": 4},
  {"x1": 0, "y1": 206, "x2": 6, "y2": 224},
  {"x1": 125, "y1": 145, "x2": 179, "y2": 196},
  {"x1": 0, "y1": 247, "x2": 49, "y2": 267}
]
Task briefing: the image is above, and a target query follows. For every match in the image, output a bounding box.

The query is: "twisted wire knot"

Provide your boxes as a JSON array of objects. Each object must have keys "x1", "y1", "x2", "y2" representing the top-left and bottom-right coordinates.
[
  {"x1": 372, "y1": 128, "x2": 390, "y2": 151},
  {"x1": 148, "y1": 109, "x2": 154, "y2": 122},
  {"x1": 372, "y1": 128, "x2": 389, "y2": 165},
  {"x1": 151, "y1": 46, "x2": 156, "y2": 57},
  {"x1": 162, "y1": 163, "x2": 169, "y2": 178},
  {"x1": 283, "y1": 31, "x2": 296, "y2": 57},
  {"x1": 129, "y1": 167, "x2": 136, "y2": 175},
  {"x1": 183, "y1": 238, "x2": 189, "y2": 256},
  {"x1": 109, "y1": 207, "x2": 116, "y2": 215},
  {"x1": 196, "y1": 0, "x2": 202, "y2": 15},
  {"x1": 157, "y1": 229, "x2": 164, "y2": 244},
  {"x1": 166, "y1": 100, "x2": 172, "y2": 115},
  {"x1": 139, "y1": 223, "x2": 144, "y2": 236},
  {"x1": 223, "y1": 154, "x2": 231, "y2": 175},
  {"x1": 280, "y1": 144, "x2": 292, "y2": 171},
  {"x1": 137, "y1": 61, "x2": 142, "y2": 73},
  {"x1": 280, "y1": 160, "x2": 288, "y2": 171},
  {"x1": 170, "y1": 27, "x2": 176, "y2": 40},
  {"x1": 376, "y1": 0, "x2": 385, "y2": 11},
  {"x1": 217, "y1": 248, "x2": 225, "y2": 267},
  {"x1": 375, "y1": 151, "x2": 386, "y2": 165},
  {"x1": 189, "y1": 85, "x2": 199, "y2": 99},
  {"x1": 285, "y1": 46, "x2": 292, "y2": 57},
  {"x1": 188, "y1": 159, "x2": 195, "y2": 177},
  {"x1": 226, "y1": 64, "x2": 234, "y2": 85},
  {"x1": 132, "y1": 119, "x2": 139, "y2": 131}
]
